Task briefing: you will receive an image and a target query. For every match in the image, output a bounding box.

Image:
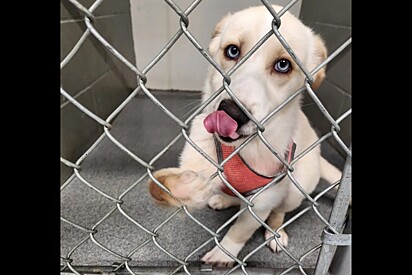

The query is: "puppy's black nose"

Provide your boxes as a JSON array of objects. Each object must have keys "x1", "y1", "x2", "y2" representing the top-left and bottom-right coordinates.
[{"x1": 217, "y1": 99, "x2": 249, "y2": 128}]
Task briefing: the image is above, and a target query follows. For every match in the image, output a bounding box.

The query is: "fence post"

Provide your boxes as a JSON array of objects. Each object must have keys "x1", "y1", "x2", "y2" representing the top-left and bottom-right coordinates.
[{"x1": 314, "y1": 147, "x2": 352, "y2": 275}]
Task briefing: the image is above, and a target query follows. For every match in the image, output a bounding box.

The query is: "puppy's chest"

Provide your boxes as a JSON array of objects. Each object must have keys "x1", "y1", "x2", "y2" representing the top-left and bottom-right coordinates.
[
  {"x1": 215, "y1": 139, "x2": 295, "y2": 197},
  {"x1": 228, "y1": 150, "x2": 284, "y2": 184},
  {"x1": 238, "y1": 151, "x2": 283, "y2": 175}
]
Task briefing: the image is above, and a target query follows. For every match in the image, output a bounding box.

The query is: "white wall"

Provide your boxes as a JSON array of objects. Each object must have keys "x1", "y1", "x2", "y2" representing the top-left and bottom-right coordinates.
[{"x1": 130, "y1": 0, "x2": 301, "y2": 91}]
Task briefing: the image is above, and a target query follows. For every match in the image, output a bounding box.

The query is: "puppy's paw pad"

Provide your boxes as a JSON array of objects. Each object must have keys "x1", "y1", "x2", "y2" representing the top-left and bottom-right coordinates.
[
  {"x1": 265, "y1": 229, "x2": 289, "y2": 253},
  {"x1": 201, "y1": 246, "x2": 235, "y2": 267},
  {"x1": 207, "y1": 194, "x2": 227, "y2": 210}
]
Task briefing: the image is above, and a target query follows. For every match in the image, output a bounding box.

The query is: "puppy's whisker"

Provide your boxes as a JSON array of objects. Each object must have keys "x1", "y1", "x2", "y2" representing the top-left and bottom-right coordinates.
[
  {"x1": 181, "y1": 100, "x2": 203, "y2": 119},
  {"x1": 300, "y1": 102, "x2": 315, "y2": 108},
  {"x1": 176, "y1": 99, "x2": 202, "y2": 111}
]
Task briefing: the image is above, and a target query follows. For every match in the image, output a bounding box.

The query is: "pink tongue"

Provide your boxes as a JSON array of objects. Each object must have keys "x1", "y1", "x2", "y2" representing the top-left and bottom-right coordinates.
[{"x1": 203, "y1": 110, "x2": 240, "y2": 139}]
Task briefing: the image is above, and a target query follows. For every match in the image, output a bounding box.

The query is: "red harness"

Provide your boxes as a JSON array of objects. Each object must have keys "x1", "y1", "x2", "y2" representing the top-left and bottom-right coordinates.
[{"x1": 215, "y1": 138, "x2": 296, "y2": 197}]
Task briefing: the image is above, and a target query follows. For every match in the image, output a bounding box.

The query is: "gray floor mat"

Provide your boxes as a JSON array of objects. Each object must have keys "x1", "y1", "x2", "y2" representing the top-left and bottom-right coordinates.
[{"x1": 61, "y1": 91, "x2": 345, "y2": 270}]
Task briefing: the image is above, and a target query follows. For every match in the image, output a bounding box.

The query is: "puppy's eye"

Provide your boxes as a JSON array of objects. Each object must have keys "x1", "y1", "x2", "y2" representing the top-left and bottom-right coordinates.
[
  {"x1": 274, "y1": 59, "x2": 292, "y2": 73},
  {"x1": 224, "y1": 44, "x2": 240, "y2": 60}
]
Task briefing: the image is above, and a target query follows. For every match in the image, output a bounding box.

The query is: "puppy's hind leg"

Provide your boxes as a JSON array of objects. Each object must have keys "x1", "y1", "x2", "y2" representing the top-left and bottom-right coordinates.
[
  {"x1": 264, "y1": 211, "x2": 289, "y2": 253},
  {"x1": 320, "y1": 156, "x2": 342, "y2": 185}
]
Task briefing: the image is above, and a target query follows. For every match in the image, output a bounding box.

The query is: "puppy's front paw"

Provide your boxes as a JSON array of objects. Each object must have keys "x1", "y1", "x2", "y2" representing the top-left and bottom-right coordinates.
[
  {"x1": 208, "y1": 194, "x2": 240, "y2": 210},
  {"x1": 201, "y1": 246, "x2": 235, "y2": 267},
  {"x1": 201, "y1": 236, "x2": 244, "y2": 267},
  {"x1": 265, "y1": 228, "x2": 289, "y2": 253},
  {"x1": 208, "y1": 194, "x2": 228, "y2": 210},
  {"x1": 148, "y1": 168, "x2": 207, "y2": 208}
]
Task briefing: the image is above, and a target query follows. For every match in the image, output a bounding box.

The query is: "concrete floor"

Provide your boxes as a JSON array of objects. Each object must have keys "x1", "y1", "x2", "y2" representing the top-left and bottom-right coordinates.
[{"x1": 61, "y1": 91, "x2": 346, "y2": 273}]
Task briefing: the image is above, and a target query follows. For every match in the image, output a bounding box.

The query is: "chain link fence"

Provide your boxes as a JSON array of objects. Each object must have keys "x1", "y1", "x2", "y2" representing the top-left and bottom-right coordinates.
[{"x1": 60, "y1": 0, "x2": 352, "y2": 274}]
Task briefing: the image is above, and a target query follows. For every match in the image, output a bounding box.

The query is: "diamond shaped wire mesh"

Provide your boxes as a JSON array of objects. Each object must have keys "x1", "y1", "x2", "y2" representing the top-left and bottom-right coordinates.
[{"x1": 61, "y1": 0, "x2": 351, "y2": 274}]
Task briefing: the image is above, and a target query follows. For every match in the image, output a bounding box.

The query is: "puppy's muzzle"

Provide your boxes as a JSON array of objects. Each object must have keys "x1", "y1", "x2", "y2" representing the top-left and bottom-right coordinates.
[
  {"x1": 217, "y1": 99, "x2": 250, "y2": 128},
  {"x1": 217, "y1": 99, "x2": 250, "y2": 142}
]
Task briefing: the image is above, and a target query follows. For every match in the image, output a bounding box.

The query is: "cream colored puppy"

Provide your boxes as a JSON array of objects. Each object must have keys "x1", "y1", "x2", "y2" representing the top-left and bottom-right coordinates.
[{"x1": 149, "y1": 5, "x2": 342, "y2": 267}]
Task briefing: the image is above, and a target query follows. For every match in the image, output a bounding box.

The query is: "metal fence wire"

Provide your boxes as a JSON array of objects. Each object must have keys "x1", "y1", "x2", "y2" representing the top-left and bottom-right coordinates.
[{"x1": 60, "y1": 0, "x2": 352, "y2": 274}]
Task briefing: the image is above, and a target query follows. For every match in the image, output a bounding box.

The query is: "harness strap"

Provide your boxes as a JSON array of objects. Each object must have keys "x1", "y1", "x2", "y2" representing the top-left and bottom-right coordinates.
[{"x1": 214, "y1": 136, "x2": 296, "y2": 197}]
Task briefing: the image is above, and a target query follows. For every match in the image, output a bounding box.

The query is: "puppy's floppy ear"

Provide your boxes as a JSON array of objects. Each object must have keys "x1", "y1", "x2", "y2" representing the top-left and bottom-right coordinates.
[
  {"x1": 309, "y1": 34, "x2": 328, "y2": 90},
  {"x1": 208, "y1": 13, "x2": 231, "y2": 54}
]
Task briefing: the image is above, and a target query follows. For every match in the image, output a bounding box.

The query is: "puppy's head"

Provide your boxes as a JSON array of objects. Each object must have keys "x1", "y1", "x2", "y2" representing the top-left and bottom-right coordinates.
[{"x1": 203, "y1": 5, "x2": 327, "y2": 144}]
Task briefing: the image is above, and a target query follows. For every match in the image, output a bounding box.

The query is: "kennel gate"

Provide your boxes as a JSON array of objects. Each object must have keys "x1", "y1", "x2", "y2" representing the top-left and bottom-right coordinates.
[{"x1": 60, "y1": 0, "x2": 352, "y2": 274}]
